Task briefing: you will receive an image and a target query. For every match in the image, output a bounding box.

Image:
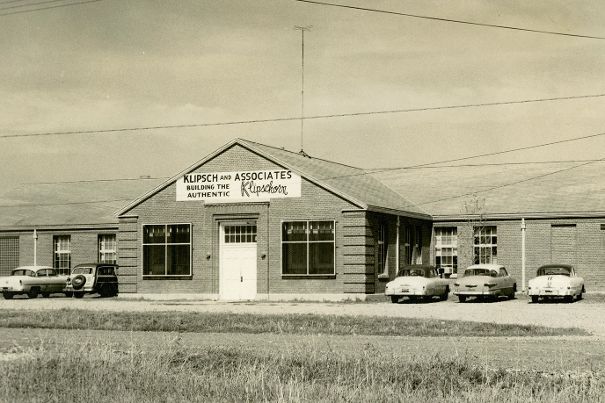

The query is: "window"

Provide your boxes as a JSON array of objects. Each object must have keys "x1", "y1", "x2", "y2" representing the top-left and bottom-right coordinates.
[
  {"x1": 473, "y1": 226, "x2": 497, "y2": 264},
  {"x1": 435, "y1": 227, "x2": 458, "y2": 274},
  {"x1": 143, "y1": 224, "x2": 191, "y2": 277},
  {"x1": 377, "y1": 224, "x2": 387, "y2": 274},
  {"x1": 98, "y1": 234, "x2": 117, "y2": 264},
  {"x1": 53, "y1": 235, "x2": 71, "y2": 275},
  {"x1": 224, "y1": 225, "x2": 257, "y2": 243},
  {"x1": 282, "y1": 221, "x2": 335, "y2": 275},
  {"x1": 413, "y1": 226, "x2": 423, "y2": 264}
]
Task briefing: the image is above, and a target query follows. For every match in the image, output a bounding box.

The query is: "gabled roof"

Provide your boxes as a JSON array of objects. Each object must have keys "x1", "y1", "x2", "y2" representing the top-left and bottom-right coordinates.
[
  {"x1": 373, "y1": 160, "x2": 605, "y2": 219},
  {"x1": 0, "y1": 178, "x2": 164, "y2": 229},
  {"x1": 118, "y1": 138, "x2": 430, "y2": 218}
]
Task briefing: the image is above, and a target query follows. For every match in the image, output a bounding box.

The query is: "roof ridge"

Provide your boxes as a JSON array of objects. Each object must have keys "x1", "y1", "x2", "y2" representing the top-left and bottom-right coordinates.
[{"x1": 237, "y1": 138, "x2": 365, "y2": 171}]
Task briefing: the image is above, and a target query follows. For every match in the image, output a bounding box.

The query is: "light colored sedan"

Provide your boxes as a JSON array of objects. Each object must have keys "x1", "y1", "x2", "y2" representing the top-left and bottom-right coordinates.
[
  {"x1": 0, "y1": 266, "x2": 70, "y2": 299},
  {"x1": 385, "y1": 265, "x2": 450, "y2": 303},
  {"x1": 453, "y1": 264, "x2": 517, "y2": 303},
  {"x1": 527, "y1": 264, "x2": 585, "y2": 303}
]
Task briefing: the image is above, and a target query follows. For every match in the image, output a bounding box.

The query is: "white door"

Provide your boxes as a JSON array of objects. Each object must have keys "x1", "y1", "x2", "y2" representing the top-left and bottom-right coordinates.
[{"x1": 219, "y1": 222, "x2": 257, "y2": 300}]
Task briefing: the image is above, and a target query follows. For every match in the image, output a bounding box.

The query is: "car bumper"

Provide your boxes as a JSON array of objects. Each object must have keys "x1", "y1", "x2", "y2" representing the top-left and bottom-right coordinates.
[
  {"x1": 454, "y1": 290, "x2": 498, "y2": 296},
  {"x1": 1, "y1": 286, "x2": 25, "y2": 293},
  {"x1": 385, "y1": 289, "x2": 428, "y2": 297},
  {"x1": 527, "y1": 289, "x2": 575, "y2": 297}
]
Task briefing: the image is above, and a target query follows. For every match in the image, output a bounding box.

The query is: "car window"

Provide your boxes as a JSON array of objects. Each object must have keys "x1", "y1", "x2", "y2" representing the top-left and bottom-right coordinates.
[
  {"x1": 98, "y1": 266, "x2": 116, "y2": 275},
  {"x1": 499, "y1": 268, "x2": 508, "y2": 277},
  {"x1": 464, "y1": 268, "x2": 492, "y2": 277},
  {"x1": 537, "y1": 266, "x2": 571, "y2": 277},
  {"x1": 36, "y1": 270, "x2": 48, "y2": 277},
  {"x1": 72, "y1": 267, "x2": 93, "y2": 275},
  {"x1": 12, "y1": 269, "x2": 35, "y2": 277}
]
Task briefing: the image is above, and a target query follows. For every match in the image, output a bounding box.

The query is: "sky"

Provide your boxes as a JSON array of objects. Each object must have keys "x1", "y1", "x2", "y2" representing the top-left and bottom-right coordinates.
[{"x1": 1, "y1": 0, "x2": 605, "y2": 191}]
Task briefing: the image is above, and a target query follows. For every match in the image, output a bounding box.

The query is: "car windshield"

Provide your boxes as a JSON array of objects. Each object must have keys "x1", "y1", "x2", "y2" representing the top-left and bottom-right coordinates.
[
  {"x1": 464, "y1": 268, "x2": 497, "y2": 277},
  {"x1": 11, "y1": 269, "x2": 35, "y2": 277},
  {"x1": 537, "y1": 266, "x2": 571, "y2": 276},
  {"x1": 72, "y1": 267, "x2": 93, "y2": 275},
  {"x1": 397, "y1": 268, "x2": 434, "y2": 278}
]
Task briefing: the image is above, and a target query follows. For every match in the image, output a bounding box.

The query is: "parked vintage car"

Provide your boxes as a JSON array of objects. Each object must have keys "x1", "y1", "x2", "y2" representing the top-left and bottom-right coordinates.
[
  {"x1": 385, "y1": 265, "x2": 450, "y2": 303},
  {"x1": 1, "y1": 266, "x2": 70, "y2": 299},
  {"x1": 453, "y1": 264, "x2": 516, "y2": 302},
  {"x1": 65, "y1": 263, "x2": 119, "y2": 298},
  {"x1": 527, "y1": 264, "x2": 585, "y2": 303}
]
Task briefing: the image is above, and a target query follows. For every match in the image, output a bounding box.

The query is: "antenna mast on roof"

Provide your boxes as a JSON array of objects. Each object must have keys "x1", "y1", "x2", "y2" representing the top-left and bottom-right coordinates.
[{"x1": 294, "y1": 25, "x2": 312, "y2": 158}]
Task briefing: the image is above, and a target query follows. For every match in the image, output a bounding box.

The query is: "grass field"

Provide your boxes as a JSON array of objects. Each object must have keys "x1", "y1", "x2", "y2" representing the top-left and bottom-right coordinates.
[
  {"x1": 0, "y1": 337, "x2": 602, "y2": 403},
  {"x1": 0, "y1": 309, "x2": 588, "y2": 337}
]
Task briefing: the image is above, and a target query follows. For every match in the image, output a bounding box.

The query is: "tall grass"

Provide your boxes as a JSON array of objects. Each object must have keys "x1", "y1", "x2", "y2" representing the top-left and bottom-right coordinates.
[
  {"x1": 0, "y1": 309, "x2": 587, "y2": 337},
  {"x1": 0, "y1": 339, "x2": 601, "y2": 403}
]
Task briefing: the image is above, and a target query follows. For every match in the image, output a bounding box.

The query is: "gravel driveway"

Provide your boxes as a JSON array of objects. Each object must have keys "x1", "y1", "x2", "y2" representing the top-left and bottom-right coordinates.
[{"x1": 1, "y1": 295, "x2": 605, "y2": 336}]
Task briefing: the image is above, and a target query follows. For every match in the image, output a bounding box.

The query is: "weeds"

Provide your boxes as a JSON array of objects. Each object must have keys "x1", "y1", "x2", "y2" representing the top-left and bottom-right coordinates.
[{"x1": 0, "y1": 309, "x2": 587, "y2": 337}]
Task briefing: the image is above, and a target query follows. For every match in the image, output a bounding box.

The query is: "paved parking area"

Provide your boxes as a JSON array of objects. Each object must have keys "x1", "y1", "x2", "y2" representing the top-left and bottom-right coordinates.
[{"x1": 1, "y1": 295, "x2": 604, "y2": 336}]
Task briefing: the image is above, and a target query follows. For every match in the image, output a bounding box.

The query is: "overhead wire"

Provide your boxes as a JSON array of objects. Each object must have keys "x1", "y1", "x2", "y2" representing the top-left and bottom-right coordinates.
[
  {"x1": 0, "y1": 0, "x2": 103, "y2": 17},
  {"x1": 3, "y1": 92, "x2": 605, "y2": 139},
  {"x1": 294, "y1": 0, "x2": 605, "y2": 40}
]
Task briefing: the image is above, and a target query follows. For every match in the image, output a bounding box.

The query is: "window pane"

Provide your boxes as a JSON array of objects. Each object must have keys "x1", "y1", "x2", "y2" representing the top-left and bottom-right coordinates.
[
  {"x1": 282, "y1": 243, "x2": 307, "y2": 274},
  {"x1": 283, "y1": 222, "x2": 307, "y2": 242},
  {"x1": 143, "y1": 245, "x2": 165, "y2": 275},
  {"x1": 168, "y1": 224, "x2": 190, "y2": 244},
  {"x1": 143, "y1": 225, "x2": 165, "y2": 244},
  {"x1": 309, "y1": 243, "x2": 334, "y2": 275},
  {"x1": 167, "y1": 245, "x2": 190, "y2": 275},
  {"x1": 309, "y1": 221, "x2": 334, "y2": 241}
]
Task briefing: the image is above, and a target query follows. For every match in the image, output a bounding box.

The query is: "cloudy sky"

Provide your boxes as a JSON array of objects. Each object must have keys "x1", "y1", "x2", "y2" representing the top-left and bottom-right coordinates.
[{"x1": 2, "y1": 0, "x2": 605, "y2": 190}]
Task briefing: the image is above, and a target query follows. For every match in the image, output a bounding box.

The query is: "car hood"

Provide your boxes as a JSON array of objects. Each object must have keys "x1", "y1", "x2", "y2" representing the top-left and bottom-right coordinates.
[
  {"x1": 386, "y1": 277, "x2": 430, "y2": 287},
  {"x1": 456, "y1": 275, "x2": 497, "y2": 286},
  {"x1": 529, "y1": 275, "x2": 572, "y2": 288}
]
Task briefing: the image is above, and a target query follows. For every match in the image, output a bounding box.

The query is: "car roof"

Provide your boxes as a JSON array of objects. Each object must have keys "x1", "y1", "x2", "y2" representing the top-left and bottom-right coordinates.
[
  {"x1": 464, "y1": 264, "x2": 504, "y2": 270},
  {"x1": 73, "y1": 263, "x2": 118, "y2": 267},
  {"x1": 538, "y1": 264, "x2": 573, "y2": 269},
  {"x1": 400, "y1": 265, "x2": 436, "y2": 270},
  {"x1": 13, "y1": 266, "x2": 53, "y2": 272}
]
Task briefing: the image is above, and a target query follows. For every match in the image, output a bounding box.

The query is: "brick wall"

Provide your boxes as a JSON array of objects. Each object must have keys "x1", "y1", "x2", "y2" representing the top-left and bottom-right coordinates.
[
  {"x1": 434, "y1": 218, "x2": 605, "y2": 290},
  {"x1": 123, "y1": 144, "x2": 359, "y2": 296}
]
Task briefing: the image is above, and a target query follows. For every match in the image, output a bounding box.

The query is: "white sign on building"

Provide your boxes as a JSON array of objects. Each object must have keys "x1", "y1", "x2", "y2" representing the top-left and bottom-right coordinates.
[{"x1": 176, "y1": 169, "x2": 302, "y2": 203}]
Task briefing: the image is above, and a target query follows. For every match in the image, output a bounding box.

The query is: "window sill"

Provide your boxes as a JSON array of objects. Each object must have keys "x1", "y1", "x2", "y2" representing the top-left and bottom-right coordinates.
[
  {"x1": 142, "y1": 275, "x2": 193, "y2": 280},
  {"x1": 281, "y1": 275, "x2": 337, "y2": 280}
]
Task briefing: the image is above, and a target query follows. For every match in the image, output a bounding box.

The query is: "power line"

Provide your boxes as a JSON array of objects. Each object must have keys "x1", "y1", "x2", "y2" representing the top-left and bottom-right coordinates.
[
  {"x1": 0, "y1": 0, "x2": 77, "y2": 12},
  {"x1": 0, "y1": 0, "x2": 103, "y2": 17},
  {"x1": 0, "y1": 198, "x2": 132, "y2": 208},
  {"x1": 321, "y1": 131, "x2": 605, "y2": 180},
  {"x1": 294, "y1": 0, "x2": 605, "y2": 40},
  {"x1": 415, "y1": 157, "x2": 605, "y2": 207},
  {"x1": 3, "y1": 92, "x2": 605, "y2": 139}
]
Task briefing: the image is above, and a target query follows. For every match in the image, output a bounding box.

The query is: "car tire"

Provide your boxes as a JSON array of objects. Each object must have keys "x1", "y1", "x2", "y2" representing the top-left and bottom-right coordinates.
[
  {"x1": 531, "y1": 295, "x2": 539, "y2": 304},
  {"x1": 564, "y1": 295, "x2": 574, "y2": 303},
  {"x1": 508, "y1": 285, "x2": 517, "y2": 300},
  {"x1": 2, "y1": 292, "x2": 14, "y2": 300},
  {"x1": 458, "y1": 295, "x2": 466, "y2": 303},
  {"x1": 390, "y1": 296, "x2": 399, "y2": 304},
  {"x1": 27, "y1": 289, "x2": 39, "y2": 299},
  {"x1": 64, "y1": 291, "x2": 73, "y2": 298},
  {"x1": 71, "y1": 275, "x2": 86, "y2": 290},
  {"x1": 42, "y1": 293, "x2": 50, "y2": 298},
  {"x1": 577, "y1": 286, "x2": 585, "y2": 301},
  {"x1": 73, "y1": 292, "x2": 85, "y2": 299},
  {"x1": 440, "y1": 287, "x2": 449, "y2": 301}
]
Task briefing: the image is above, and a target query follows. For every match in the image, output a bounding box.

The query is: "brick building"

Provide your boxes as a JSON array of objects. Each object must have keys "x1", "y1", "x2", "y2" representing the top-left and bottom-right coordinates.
[{"x1": 0, "y1": 138, "x2": 603, "y2": 299}]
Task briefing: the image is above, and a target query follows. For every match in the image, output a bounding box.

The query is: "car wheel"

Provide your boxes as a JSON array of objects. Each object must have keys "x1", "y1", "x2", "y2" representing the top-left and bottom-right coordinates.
[
  {"x1": 440, "y1": 287, "x2": 449, "y2": 301},
  {"x1": 27, "y1": 289, "x2": 39, "y2": 299},
  {"x1": 508, "y1": 285, "x2": 517, "y2": 300},
  {"x1": 531, "y1": 295, "x2": 539, "y2": 304},
  {"x1": 2, "y1": 292, "x2": 14, "y2": 300},
  {"x1": 71, "y1": 275, "x2": 86, "y2": 290},
  {"x1": 64, "y1": 291, "x2": 73, "y2": 298},
  {"x1": 73, "y1": 292, "x2": 85, "y2": 299},
  {"x1": 458, "y1": 295, "x2": 466, "y2": 303},
  {"x1": 564, "y1": 295, "x2": 574, "y2": 303},
  {"x1": 577, "y1": 286, "x2": 585, "y2": 301},
  {"x1": 42, "y1": 293, "x2": 50, "y2": 298},
  {"x1": 390, "y1": 296, "x2": 399, "y2": 304}
]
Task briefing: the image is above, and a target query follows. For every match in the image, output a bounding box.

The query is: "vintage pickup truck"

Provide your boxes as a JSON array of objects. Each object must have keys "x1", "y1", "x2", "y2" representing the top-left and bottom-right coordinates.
[{"x1": 1, "y1": 266, "x2": 70, "y2": 299}]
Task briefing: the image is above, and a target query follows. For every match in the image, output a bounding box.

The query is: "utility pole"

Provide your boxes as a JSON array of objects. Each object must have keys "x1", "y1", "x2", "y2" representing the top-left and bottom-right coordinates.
[{"x1": 294, "y1": 25, "x2": 312, "y2": 156}]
